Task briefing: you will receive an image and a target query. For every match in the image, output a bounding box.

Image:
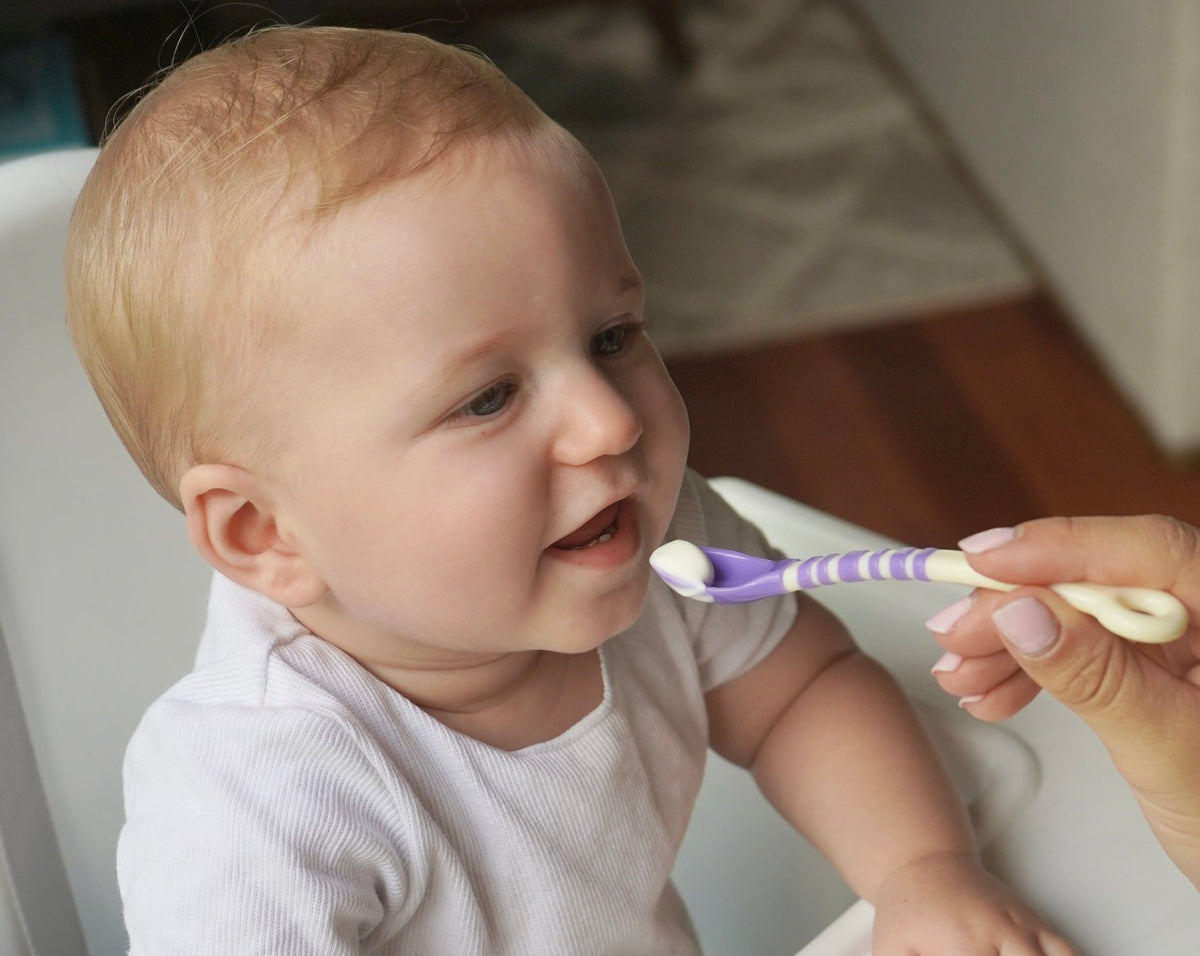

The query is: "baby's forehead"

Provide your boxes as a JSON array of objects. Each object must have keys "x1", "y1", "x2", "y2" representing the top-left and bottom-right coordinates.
[
  {"x1": 281, "y1": 122, "x2": 597, "y2": 245},
  {"x1": 278, "y1": 131, "x2": 626, "y2": 314}
]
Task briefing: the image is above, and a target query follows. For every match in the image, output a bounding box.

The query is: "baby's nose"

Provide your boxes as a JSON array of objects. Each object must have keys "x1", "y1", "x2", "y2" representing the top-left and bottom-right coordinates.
[{"x1": 552, "y1": 368, "x2": 642, "y2": 465}]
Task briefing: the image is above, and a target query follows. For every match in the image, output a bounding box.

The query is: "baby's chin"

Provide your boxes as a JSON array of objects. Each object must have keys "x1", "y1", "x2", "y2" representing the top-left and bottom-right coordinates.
[
  {"x1": 554, "y1": 578, "x2": 653, "y2": 655},
  {"x1": 602, "y1": 573, "x2": 655, "y2": 640}
]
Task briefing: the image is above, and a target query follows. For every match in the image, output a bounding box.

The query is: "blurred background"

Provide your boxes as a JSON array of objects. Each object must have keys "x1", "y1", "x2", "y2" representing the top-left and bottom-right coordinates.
[{"x1": 5, "y1": 0, "x2": 1200, "y2": 547}]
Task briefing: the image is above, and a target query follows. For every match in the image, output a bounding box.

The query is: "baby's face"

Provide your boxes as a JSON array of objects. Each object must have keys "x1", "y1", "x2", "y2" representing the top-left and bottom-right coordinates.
[{"x1": 266, "y1": 135, "x2": 690, "y2": 669}]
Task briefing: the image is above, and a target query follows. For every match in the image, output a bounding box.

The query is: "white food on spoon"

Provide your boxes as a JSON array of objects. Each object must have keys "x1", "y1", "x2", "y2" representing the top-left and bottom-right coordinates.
[{"x1": 649, "y1": 539, "x2": 715, "y2": 586}]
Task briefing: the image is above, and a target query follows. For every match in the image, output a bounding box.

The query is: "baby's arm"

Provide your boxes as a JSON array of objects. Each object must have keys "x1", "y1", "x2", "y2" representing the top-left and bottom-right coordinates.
[{"x1": 704, "y1": 596, "x2": 1074, "y2": 955}]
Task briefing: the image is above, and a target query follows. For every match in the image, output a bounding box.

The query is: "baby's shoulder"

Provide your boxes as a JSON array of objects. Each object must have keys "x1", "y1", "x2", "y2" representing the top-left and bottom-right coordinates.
[
  {"x1": 129, "y1": 636, "x2": 398, "y2": 788},
  {"x1": 119, "y1": 662, "x2": 416, "y2": 934},
  {"x1": 156, "y1": 628, "x2": 351, "y2": 712}
]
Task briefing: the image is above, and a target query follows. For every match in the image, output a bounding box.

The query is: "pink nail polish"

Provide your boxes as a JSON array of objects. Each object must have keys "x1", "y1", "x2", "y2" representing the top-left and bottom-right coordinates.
[
  {"x1": 931, "y1": 651, "x2": 964, "y2": 674},
  {"x1": 958, "y1": 527, "x2": 1016, "y2": 554},
  {"x1": 993, "y1": 596, "x2": 1058, "y2": 656},
  {"x1": 925, "y1": 597, "x2": 972, "y2": 634}
]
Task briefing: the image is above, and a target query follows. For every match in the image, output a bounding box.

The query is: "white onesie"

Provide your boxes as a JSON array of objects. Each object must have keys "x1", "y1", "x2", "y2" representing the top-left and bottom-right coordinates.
[{"x1": 118, "y1": 470, "x2": 796, "y2": 954}]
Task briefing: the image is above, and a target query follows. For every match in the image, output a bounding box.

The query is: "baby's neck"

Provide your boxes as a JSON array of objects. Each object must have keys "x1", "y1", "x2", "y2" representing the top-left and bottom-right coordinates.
[
  {"x1": 416, "y1": 649, "x2": 603, "y2": 750},
  {"x1": 391, "y1": 647, "x2": 547, "y2": 714},
  {"x1": 291, "y1": 605, "x2": 605, "y2": 750}
]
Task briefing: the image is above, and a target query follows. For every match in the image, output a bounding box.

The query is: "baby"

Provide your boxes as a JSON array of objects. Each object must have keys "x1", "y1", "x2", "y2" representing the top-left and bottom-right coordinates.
[{"x1": 66, "y1": 26, "x2": 1073, "y2": 954}]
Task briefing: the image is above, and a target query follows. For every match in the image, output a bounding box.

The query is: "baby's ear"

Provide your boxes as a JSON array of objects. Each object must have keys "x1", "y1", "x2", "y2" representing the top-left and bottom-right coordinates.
[{"x1": 179, "y1": 463, "x2": 327, "y2": 608}]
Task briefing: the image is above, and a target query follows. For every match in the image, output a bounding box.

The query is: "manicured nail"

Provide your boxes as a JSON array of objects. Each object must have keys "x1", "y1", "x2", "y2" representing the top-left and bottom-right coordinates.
[
  {"x1": 925, "y1": 597, "x2": 973, "y2": 634},
  {"x1": 993, "y1": 596, "x2": 1058, "y2": 656},
  {"x1": 958, "y1": 527, "x2": 1016, "y2": 554},
  {"x1": 958, "y1": 694, "x2": 985, "y2": 708},
  {"x1": 931, "y1": 651, "x2": 964, "y2": 674}
]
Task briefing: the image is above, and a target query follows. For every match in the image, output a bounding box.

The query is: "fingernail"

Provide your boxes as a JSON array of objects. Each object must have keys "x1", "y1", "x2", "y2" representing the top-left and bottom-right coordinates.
[
  {"x1": 993, "y1": 596, "x2": 1058, "y2": 656},
  {"x1": 925, "y1": 597, "x2": 973, "y2": 634},
  {"x1": 931, "y1": 651, "x2": 964, "y2": 674},
  {"x1": 958, "y1": 694, "x2": 985, "y2": 708},
  {"x1": 958, "y1": 527, "x2": 1016, "y2": 553}
]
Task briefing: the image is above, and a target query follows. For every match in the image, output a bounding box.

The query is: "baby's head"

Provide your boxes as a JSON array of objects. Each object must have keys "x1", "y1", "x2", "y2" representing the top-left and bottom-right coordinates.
[
  {"x1": 67, "y1": 26, "x2": 547, "y2": 509},
  {"x1": 66, "y1": 26, "x2": 690, "y2": 664}
]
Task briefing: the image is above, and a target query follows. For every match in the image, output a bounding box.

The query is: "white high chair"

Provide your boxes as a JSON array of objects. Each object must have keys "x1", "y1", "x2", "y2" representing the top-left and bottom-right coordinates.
[
  {"x1": 2, "y1": 150, "x2": 1197, "y2": 956},
  {"x1": 0, "y1": 149, "x2": 210, "y2": 956}
]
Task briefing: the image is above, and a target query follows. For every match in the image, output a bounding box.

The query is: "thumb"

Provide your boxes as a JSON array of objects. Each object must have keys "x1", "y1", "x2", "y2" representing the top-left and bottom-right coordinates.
[{"x1": 990, "y1": 592, "x2": 1156, "y2": 743}]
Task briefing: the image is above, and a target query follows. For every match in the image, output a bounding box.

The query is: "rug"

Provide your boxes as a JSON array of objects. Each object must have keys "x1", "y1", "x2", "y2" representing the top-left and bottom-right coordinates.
[{"x1": 462, "y1": 0, "x2": 1033, "y2": 356}]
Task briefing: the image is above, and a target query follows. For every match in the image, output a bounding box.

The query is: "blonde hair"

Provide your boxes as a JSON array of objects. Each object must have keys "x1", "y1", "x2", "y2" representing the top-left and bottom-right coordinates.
[{"x1": 66, "y1": 27, "x2": 550, "y2": 509}]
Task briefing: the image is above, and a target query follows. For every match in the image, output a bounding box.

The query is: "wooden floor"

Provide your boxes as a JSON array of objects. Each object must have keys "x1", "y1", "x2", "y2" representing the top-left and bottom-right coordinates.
[{"x1": 666, "y1": 292, "x2": 1200, "y2": 549}]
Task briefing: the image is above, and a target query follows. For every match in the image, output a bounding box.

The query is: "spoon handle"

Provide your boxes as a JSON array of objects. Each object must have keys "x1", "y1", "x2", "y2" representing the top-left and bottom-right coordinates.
[{"x1": 780, "y1": 547, "x2": 1187, "y2": 644}]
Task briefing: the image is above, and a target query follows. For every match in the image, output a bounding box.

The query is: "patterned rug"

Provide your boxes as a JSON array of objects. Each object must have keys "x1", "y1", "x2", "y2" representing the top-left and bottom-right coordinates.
[{"x1": 465, "y1": 0, "x2": 1033, "y2": 356}]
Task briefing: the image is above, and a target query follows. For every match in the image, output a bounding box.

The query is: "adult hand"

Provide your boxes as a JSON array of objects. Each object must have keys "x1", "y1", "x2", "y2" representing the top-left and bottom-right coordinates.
[{"x1": 925, "y1": 515, "x2": 1200, "y2": 889}]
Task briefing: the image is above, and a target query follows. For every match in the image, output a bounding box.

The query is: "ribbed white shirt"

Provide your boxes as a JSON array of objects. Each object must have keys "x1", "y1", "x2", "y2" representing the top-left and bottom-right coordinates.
[{"x1": 118, "y1": 471, "x2": 796, "y2": 954}]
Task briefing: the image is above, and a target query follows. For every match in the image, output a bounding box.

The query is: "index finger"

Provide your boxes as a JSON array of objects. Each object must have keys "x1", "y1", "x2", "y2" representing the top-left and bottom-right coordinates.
[{"x1": 960, "y1": 515, "x2": 1200, "y2": 618}]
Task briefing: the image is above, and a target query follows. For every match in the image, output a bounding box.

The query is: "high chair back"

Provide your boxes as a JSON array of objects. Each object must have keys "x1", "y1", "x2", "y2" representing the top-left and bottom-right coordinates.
[{"x1": 0, "y1": 149, "x2": 209, "y2": 955}]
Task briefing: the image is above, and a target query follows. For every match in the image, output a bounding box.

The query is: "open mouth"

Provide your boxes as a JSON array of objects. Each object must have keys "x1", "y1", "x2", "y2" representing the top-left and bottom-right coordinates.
[{"x1": 552, "y1": 503, "x2": 621, "y2": 551}]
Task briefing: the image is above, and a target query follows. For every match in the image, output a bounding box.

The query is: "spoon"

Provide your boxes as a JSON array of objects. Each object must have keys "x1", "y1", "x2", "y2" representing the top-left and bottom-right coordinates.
[{"x1": 650, "y1": 540, "x2": 1187, "y2": 645}]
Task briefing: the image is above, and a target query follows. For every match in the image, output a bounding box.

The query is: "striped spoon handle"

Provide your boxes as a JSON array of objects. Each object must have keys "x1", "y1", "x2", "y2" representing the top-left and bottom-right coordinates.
[{"x1": 780, "y1": 547, "x2": 1186, "y2": 645}]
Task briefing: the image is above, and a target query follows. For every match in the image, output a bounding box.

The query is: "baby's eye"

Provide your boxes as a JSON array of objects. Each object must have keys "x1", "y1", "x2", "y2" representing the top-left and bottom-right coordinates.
[
  {"x1": 591, "y1": 319, "x2": 644, "y2": 358},
  {"x1": 455, "y1": 380, "x2": 517, "y2": 420}
]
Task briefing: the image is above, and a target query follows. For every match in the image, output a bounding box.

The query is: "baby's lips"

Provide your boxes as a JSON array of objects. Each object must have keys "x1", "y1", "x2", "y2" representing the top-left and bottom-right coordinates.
[{"x1": 553, "y1": 503, "x2": 620, "y2": 549}]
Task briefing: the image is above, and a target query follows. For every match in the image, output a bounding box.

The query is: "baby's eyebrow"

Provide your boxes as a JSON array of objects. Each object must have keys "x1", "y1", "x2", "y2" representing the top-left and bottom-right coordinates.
[
  {"x1": 429, "y1": 274, "x2": 644, "y2": 383},
  {"x1": 437, "y1": 330, "x2": 515, "y2": 381}
]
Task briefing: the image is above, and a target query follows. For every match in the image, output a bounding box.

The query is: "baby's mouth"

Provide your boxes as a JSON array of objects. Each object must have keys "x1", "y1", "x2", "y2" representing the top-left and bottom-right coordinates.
[{"x1": 552, "y1": 503, "x2": 620, "y2": 551}]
